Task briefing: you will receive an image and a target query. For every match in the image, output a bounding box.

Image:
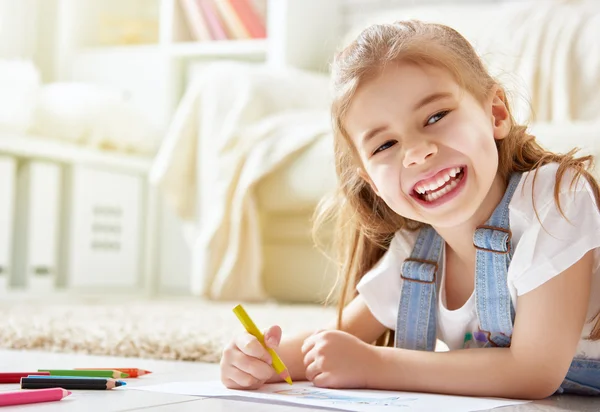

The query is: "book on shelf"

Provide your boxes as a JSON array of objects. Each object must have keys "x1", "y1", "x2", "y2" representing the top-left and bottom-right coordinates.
[
  {"x1": 198, "y1": 0, "x2": 228, "y2": 40},
  {"x1": 213, "y1": 0, "x2": 250, "y2": 39},
  {"x1": 249, "y1": 0, "x2": 267, "y2": 22},
  {"x1": 179, "y1": 0, "x2": 267, "y2": 42},
  {"x1": 229, "y1": 0, "x2": 267, "y2": 39},
  {"x1": 179, "y1": 0, "x2": 211, "y2": 41}
]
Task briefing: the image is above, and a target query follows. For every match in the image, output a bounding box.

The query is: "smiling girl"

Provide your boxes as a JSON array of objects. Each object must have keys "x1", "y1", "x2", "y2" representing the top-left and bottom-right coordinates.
[{"x1": 220, "y1": 21, "x2": 600, "y2": 399}]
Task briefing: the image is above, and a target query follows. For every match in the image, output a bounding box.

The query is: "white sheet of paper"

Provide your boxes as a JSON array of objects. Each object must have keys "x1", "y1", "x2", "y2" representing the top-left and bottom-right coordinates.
[{"x1": 132, "y1": 381, "x2": 529, "y2": 412}]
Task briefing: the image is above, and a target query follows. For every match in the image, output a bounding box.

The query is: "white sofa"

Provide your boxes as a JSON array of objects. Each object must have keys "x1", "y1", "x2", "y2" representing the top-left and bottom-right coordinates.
[{"x1": 153, "y1": 0, "x2": 600, "y2": 303}]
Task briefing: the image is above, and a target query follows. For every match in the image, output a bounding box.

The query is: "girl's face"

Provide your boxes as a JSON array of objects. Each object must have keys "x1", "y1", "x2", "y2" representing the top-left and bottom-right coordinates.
[{"x1": 345, "y1": 62, "x2": 509, "y2": 229}]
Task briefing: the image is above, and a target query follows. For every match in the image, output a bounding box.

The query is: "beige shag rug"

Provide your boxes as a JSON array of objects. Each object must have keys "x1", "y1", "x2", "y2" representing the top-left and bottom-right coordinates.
[{"x1": 0, "y1": 298, "x2": 335, "y2": 362}]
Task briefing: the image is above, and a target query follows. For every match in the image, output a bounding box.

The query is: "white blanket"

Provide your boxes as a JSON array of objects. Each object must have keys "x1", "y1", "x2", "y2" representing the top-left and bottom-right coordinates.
[{"x1": 150, "y1": 62, "x2": 331, "y2": 300}]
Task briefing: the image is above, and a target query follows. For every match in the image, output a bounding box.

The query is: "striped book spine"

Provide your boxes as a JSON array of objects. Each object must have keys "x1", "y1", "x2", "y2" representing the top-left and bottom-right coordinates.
[
  {"x1": 198, "y1": 0, "x2": 228, "y2": 40},
  {"x1": 228, "y1": 0, "x2": 266, "y2": 38},
  {"x1": 179, "y1": 0, "x2": 212, "y2": 41},
  {"x1": 213, "y1": 0, "x2": 250, "y2": 39}
]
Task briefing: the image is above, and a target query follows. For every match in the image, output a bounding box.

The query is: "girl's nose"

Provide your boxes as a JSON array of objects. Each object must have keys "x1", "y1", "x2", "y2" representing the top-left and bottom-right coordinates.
[{"x1": 402, "y1": 140, "x2": 438, "y2": 168}]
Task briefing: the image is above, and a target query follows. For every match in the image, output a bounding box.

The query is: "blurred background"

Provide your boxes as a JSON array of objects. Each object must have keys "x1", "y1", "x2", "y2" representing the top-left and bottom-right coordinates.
[{"x1": 0, "y1": 0, "x2": 598, "y2": 306}]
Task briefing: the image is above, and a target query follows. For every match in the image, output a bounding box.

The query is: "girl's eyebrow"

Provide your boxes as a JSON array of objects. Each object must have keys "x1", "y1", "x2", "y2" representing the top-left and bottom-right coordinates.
[
  {"x1": 361, "y1": 126, "x2": 389, "y2": 147},
  {"x1": 413, "y1": 91, "x2": 454, "y2": 111}
]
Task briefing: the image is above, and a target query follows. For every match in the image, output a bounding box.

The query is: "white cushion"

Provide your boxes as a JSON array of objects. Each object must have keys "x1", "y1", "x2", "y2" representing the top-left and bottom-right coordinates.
[
  {"x1": 255, "y1": 132, "x2": 336, "y2": 213},
  {"x1": 30, "y1": 82, "x2": 161, "y2": 155},
  {"x1": 263, "y1": 241, "x2": 337, "y2": 303},
  {"x1": 0, "y1": 59, "x2": 40, "y2": 133},
  {"x1": 529, "y1": 122, "x2": 600, "y2": 179}
]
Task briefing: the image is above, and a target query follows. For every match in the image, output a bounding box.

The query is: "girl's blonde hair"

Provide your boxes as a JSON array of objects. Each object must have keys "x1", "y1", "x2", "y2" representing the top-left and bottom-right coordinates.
[{"x1": 314, "y1": 20, "x2": 600, "y2": 344}]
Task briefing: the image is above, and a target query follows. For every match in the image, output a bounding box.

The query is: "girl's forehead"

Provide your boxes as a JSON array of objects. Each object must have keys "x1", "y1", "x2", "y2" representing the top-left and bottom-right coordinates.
[
  {"x1": 343, "y1": 63, "x2": 461, "y2": 133},
  {"x1": 358, "y1": 62, "x2": 458, "y2": 99}
]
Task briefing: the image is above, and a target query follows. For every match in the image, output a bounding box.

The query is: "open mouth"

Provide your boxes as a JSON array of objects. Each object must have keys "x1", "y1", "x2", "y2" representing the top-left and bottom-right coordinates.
[{"x1": 412, "y1": 166, "x2": 466, "y2": 203}]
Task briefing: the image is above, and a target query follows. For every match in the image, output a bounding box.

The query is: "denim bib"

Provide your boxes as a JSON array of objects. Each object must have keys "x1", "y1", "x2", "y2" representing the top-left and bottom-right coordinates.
[{"x1": 395, "y1": 172, "x2": 600, "y2": 396}]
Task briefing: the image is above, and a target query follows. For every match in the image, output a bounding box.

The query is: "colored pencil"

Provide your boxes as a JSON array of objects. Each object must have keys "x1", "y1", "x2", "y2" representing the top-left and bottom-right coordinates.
[
  {"x1": 38, "y1": 369, "x2": 128, "y2": 378},
  {"x1": 0, "y1": 372, "x2": 50, "y2": 383},
  {"x1": 26, "y1": 375, "x2": 112, "y2": 380},
  {"x1": 0, "y1": 388, "x2": 71, "y2": 407},
  {"x1": 21, "y1": 377, "x2": 126, "y2": 390},
  {"x1": 74, "y1": 368, "x2": 152, "y2": 378},
  {"x1": 233, "y1": 304, "x2": 293, "y2": 385}
]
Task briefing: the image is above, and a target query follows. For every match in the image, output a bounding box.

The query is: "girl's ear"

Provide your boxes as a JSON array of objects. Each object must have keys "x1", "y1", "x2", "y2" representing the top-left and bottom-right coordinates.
[
  {"x1": 357, "y1": 167, "x2": 380, "y2": 196},
  {"x1": 490, "y1": 87, "x2": 511, "y2": 140}
]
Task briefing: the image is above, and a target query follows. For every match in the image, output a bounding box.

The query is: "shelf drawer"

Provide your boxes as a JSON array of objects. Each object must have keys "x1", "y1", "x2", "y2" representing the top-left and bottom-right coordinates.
[
  {"x1": 65, "y1": 165, "x2": 144, "y2": 289},
  {"x1": 12, "y1": 160, "x2": 63, "y2": 290},
  {"x1": 0, "y1": 157, "x2": 16, "y2": 289}
]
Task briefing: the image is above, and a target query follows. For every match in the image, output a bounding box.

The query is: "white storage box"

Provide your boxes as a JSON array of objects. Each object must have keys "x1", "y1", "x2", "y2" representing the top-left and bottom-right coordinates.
[
  {"x1": 64, "y1": 165, "x2": 144, "y2": 290},
  {"x1": 12, "y1": 160, "x2": 62, "y2": 290},
  {"x1": 0, "y1": 156, "x2": 16, "y2": 291}
]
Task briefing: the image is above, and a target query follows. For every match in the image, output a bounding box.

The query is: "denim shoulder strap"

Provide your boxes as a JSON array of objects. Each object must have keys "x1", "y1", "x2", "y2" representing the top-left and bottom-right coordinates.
[
  {"x1": 473, "y1": 172, "x2": 522, "y2": 347},
  {"x1": 395, "y1": 172, "x2": 522, "y2": 351},
  {"x1": 395, "y1": 225, "x2": 443, "y2": 351}
]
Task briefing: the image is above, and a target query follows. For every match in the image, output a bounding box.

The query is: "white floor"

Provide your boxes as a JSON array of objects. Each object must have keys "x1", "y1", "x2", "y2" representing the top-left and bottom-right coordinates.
[
  {"x1": 1, "y1": 349, "x2": 599, "y2": 411},
  {"x1": 0, "y1": 349, "x2": 217, "y2": 411}
]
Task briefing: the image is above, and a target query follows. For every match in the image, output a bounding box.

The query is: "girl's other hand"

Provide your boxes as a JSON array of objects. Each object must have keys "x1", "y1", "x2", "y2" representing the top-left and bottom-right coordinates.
[
  {"x1": 301, "y1": 329, "x2": 377, "y2": 389},
  {"x1": 220, "y1": 325, "x2": 282, "y2": 389}
]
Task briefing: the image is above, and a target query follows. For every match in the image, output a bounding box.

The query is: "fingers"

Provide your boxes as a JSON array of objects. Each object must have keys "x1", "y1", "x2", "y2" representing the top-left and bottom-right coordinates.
[
  {"x1": 305, "y1": 356, "x2": 322, "y2": 382},
  {"x1": 231, "y1": 349, "x2": 274, "y2": 382},
  {"x1": 220, "y1": 336, "x2": 275, "y2": 390},
  {"x1": 301, "y1": 334, "x2": 317, "y2": 356},
  {"x1": 302, "y1": 345, "x2": 316, "y2": 370},
  {"x1": 223, "y1": 365, "x2": 262, "y2": 389},
  {"x1": 301, "y1": 330, "x2": 322, "y2": 382},
  {"x1": 263, "y1": 325, "x2": 282, "y2": 348},
  {"x1": 301, "y1": 328, "x2": 326, "y2": 355},
  {"x1": 312, "y1": 372, "x2": 334, "y2": 388},
  {"x1": 235, "y1": 333, "x2": 272, "y2": 364}
]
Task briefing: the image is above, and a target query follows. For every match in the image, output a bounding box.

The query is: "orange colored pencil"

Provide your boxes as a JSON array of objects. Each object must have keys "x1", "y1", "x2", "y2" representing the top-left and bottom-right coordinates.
[{"x1": 74, "y1": 368, "x2": 152, "y2": 378}]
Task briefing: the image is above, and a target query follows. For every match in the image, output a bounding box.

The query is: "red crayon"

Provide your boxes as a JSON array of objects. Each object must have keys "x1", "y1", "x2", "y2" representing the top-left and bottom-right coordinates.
[
  {"x1": 0, "y1": 372, "x2": 50, "y2": 384},
  {"x1": 0, "y1": 388, "x2": 71, "y2": 407}
]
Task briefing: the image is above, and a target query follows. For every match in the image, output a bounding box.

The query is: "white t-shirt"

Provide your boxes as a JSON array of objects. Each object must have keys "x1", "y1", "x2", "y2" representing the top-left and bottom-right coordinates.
[{"x1": 357, "y1": 163, "x2": 600, "y2": 359}]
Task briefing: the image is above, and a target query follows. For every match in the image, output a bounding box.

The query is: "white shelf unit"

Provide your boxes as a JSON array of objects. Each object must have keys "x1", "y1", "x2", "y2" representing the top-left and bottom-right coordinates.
[
  {"x1": 0, "y1": 132, "x2": 151, "y2": 174},
  {"x1": 0, "y1": 156, "x2": 16, "y2": 291},
  {"x1": 32, "y1": 0, "x2": 341, "y2": 295},
  {"x1": 168, "y1": 38, "x2": 267, "y2": 58},
  {"x1": 0, "y1": 132, "x2": 157, "y2": 297},
  {"x1": 43, "y1": 0, "x2": 342, "y2": 132},
  {"x1": 12, "y1": 160, "x2": 62, "y2": 291}
]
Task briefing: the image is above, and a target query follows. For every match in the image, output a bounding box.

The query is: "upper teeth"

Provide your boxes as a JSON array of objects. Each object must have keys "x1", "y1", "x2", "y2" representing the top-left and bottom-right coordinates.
[{"x1": 415, "y1": 167, "x2": 462, "y2": 194}]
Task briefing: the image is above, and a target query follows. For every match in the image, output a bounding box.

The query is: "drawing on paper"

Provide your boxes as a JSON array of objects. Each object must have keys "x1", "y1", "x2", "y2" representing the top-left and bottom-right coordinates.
[{"x1": 274, "y1": 388, "x2": 417, "y2": 406}]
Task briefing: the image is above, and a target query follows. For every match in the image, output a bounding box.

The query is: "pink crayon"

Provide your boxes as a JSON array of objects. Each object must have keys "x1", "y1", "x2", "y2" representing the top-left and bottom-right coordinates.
[{"x1": 0, "y1": 388, "x2": 71, "y2": 407}]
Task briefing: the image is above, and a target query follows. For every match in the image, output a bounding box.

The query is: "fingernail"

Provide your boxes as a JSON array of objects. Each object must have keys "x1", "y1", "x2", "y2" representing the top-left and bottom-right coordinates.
[{"x1": 266, "y1": 337, "x2": 277, "y2": 347}]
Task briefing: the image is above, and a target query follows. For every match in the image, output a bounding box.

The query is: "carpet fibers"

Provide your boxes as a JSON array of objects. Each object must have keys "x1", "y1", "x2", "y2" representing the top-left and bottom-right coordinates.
[{"x1": 0, "y1": 299, "x2": 335, "y2": 362}]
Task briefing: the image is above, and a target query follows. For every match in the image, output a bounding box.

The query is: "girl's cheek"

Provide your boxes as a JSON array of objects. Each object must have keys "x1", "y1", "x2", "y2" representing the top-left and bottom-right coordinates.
[{"x1": 370, "y1": 165, "x2": 399, "y2": 194}]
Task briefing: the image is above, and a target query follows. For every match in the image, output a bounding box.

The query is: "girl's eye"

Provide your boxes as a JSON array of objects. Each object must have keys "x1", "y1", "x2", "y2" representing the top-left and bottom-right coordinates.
[
  {"x1": 425, "y1": 110, "x2": 450, "y2": 126},
  {"x1": 373, "y1": 140, "x2": 397, "y2": 155}
]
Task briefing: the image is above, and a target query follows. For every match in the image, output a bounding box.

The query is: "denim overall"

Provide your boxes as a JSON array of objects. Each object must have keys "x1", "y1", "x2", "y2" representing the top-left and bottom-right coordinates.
[{"x1": 395, "y1": 172, "x2": 600, "y2": 396}]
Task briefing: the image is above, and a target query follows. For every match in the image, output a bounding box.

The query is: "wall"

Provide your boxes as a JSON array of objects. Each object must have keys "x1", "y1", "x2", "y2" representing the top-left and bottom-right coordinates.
[
  {"x1": 0, "y1": 0, "x2": 39, "y2": 60},
  {"x1": 341, "y1": 0, "x2": 508, "y2": 34}
]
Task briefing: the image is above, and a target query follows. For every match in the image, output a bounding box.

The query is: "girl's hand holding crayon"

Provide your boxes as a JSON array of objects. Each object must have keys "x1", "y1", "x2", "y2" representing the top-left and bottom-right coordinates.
[
  {"x1": 221, "y1": 324, "x2": 283, "y2": 389},
  {"x1": 302, "y1": 330, "x2": 376, "y2": 389}
]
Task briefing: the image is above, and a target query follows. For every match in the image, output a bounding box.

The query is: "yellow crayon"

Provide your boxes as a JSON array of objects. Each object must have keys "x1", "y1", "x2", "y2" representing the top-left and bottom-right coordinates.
[{"x1": 232, "y1": 304, "x2": 293, "y2": 385}]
